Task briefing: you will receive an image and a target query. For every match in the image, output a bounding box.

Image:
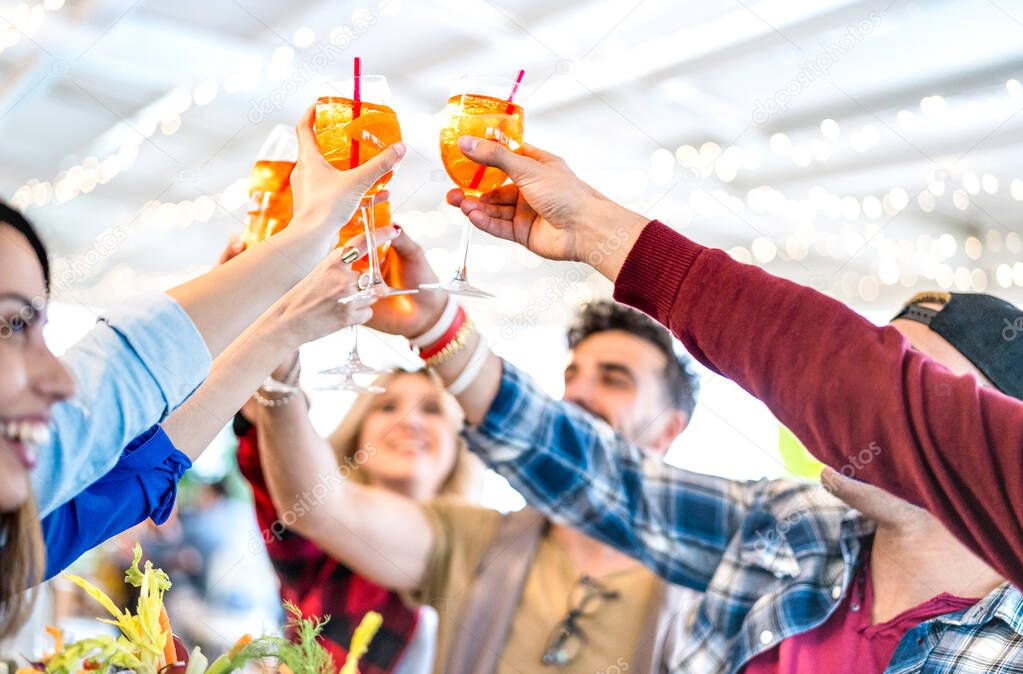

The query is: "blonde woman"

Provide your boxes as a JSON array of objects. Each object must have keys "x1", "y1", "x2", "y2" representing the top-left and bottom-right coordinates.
[{"x1": 237, "y1": 367, "x2": 480, "y2": 674}]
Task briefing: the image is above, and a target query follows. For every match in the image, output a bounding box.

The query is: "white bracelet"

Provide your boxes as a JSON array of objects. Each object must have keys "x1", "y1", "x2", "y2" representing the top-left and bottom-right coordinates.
[
  {"x1": 447, "y1": 334, "x2": 490, "y2": 395},
  {"x1": 260, "y1": 357, "x2": 301, "y2": 394},
  {"x1": 412, "y1": 297, "x2": 459, "y2": 348}
]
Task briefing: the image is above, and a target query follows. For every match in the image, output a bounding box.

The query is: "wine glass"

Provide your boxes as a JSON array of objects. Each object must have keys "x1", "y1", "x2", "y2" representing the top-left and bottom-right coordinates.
[
  {"x1": 243, "y1": 124, "x2": 297, "y2": 245},
  {"x1": 314, "y1": 76, "x2": 412, "y2": 392},
  {"x1": 421, "y1": 75, "x2": 525, "y2": 298}
]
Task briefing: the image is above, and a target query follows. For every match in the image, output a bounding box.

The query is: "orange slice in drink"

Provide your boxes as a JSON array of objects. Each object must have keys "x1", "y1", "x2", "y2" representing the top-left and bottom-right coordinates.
[
  {"x1": 343, "y1": 110, "x2": 402, "y2": 152},
  {"x1": 343, "y1": 110, "x2": 402, "y2": 193}
]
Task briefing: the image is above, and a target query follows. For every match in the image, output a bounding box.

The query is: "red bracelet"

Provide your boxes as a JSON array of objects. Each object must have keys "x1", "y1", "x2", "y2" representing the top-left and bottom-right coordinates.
[{"x1": 419, "y1": 306, "x2": 466, "y2": 360}]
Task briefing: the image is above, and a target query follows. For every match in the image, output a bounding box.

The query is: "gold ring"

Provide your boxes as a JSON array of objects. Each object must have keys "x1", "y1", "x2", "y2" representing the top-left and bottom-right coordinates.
[{"x1": 341, "y1": 247, "x2": 360, "y2": 264}]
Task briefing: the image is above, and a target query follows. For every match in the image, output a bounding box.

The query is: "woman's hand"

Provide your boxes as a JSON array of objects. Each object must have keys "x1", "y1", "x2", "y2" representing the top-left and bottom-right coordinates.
[
  {"x1": 271, "y1": 248, "x2": 376, "y2": 350},
  {"x1": 288, "y1": 105, "x2": 406, "y2": 243}
]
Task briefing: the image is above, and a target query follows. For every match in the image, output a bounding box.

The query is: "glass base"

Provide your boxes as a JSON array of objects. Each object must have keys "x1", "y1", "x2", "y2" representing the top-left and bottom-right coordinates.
[
  {"x1": 315, "y1": 375, "x2": 385, "y2": 394},
  {"x1": 419, "y1": 280, "x2": 494, "y2": 299},
  {"x1": 341, "y1": 283, "x2": 418, "y2": 303},
  {"x1": 319, "y1": 360, "x2": 388, "y2": 377}
]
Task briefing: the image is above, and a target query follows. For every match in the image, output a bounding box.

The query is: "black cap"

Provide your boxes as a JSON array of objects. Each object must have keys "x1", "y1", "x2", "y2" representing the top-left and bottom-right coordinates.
[{"x1": 892, "y1": 292, "x2": 1023, "y2": 401}]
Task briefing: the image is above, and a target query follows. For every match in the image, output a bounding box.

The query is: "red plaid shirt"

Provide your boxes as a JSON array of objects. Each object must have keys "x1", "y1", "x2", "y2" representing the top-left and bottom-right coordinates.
[{"x1": 235, "y1": 419, "x2": 419, "y2": 674}]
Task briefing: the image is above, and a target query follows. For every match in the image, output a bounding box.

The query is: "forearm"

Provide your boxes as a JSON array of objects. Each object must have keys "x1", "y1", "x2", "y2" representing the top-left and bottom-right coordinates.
[
  {"x1": 463, "y1": 361, "x2": 749, "y2": 590},
  {"x1": 430, "y1": 331, "x2": 502, "y2": 426},
  {"x1": 167, "y1": 223, "x2": 329, "y2": 357},
  {"x1": 256, "y1": 399, "x2": 432, "y2": 591},
  {"x1": 577, "y1": 195, "x2": 650, "y2": 282},
  {"x1": 613, "y1": 220, "x2": 1023, "y2": 587},
  {"x1": 161, "y1": 311, "x2": 297, "y2": 461}
]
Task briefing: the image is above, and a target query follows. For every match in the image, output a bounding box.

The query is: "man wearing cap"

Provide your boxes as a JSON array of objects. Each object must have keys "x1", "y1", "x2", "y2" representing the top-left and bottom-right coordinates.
[{"x1": 436, "y1": 134, "x2": 1023, "y2": 595}]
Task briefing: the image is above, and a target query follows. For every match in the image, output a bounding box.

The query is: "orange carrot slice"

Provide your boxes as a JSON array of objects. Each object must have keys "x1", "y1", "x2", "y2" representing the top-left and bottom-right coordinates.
[
  {"x1": 227, "y1": 634, "x2": 252, "y2": 659},
  {"x1": 158, "y1": 605, "x2": 177, "y2": 666}
]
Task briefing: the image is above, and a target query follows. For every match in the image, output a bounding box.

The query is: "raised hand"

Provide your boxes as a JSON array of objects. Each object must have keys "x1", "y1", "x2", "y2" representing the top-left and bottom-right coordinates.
[
  {"x1": 447, "y1": 137, "x2": 649, "y2": 280},
  {"x1": 365, "y1": 229, "x2": 449, "y2": 339},
  {"x1": 289, "y1": 105, "x2": 406, "y2": 242},
  {"x1": 272, "y1": 248, "x2": 376, "y2": 348}
]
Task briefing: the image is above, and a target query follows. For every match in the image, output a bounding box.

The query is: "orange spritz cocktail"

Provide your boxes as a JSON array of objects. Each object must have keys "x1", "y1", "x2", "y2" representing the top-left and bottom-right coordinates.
[
  {"x1": 315, "y1": 98, "x2": 402, "y2": 195},
  {"x1": 337, "y1": 199, "x2": 393, "y2": 273},
  {"x1": 242, "y1": 125, "x2": 298, "y2": 246},
  {"x1": 439, "y1": 93, "x2": 524, "y2": 197},
  {"x1": 421, "y1": 73, "x2": 525, "y2": 299},
  {"x1": 245, "y1": 159, "x2": 295, "y2": 243}
]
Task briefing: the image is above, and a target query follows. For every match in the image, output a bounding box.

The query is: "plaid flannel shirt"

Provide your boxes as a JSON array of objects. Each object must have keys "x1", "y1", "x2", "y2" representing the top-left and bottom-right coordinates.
[{"x1": 464, "y1": 362, "x2": 1023, "y2": 674}]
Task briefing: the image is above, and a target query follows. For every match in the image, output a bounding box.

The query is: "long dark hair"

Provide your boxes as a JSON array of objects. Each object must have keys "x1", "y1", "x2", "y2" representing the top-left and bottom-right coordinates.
[
  {"x1": 0, "y1": 201, "x2": 50, "y2": 288},
  {"x1": 0, "y1": 201, "x2": 49, "y2": 638}
]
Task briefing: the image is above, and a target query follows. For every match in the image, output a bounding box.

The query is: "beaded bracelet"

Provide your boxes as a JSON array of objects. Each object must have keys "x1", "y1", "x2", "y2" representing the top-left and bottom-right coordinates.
[
  {"x1": 424, "y1": 318, "x2": 476, "y2": 368},
  {"x1": 419, "y1": 307, "x2": 467, "y2": 360}
]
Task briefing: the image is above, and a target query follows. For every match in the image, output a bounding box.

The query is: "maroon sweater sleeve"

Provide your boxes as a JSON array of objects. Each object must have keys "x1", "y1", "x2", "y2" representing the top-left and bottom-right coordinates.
[{"x1": 613, "y1": 219, "x2": 1023, "y2": 587}]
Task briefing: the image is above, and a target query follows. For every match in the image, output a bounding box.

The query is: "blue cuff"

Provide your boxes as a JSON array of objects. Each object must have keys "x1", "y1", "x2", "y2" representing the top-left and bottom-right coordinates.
[
  {"x1": 475, "y1": 360, "x2": 536, "y2": 440},
  {"x1": 41, "y1": 425, "x2": 191, "y2": 579}
]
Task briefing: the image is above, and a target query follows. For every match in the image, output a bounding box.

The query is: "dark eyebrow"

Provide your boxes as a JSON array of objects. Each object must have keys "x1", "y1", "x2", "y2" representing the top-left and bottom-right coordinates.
[
  {"x1": 597, "y1": 362, "x2": 636, "y2": 382},
  {"x1": 0, "y1": 292, "x2": 33, "y2": 308}
]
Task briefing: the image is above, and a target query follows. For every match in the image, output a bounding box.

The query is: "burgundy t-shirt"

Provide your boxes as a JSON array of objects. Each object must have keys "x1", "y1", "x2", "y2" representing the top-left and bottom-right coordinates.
[{"x1": 743, "y1": 557, "x2": 977, "y2": 673}]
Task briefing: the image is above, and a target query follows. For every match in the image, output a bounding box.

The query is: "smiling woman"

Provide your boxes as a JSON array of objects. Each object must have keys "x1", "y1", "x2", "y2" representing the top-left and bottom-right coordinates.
[
  {"x1": 0, "y1": 204, "x2": 75, "y2": 638},
  {"x1": 236, "y1": 367, "x2": 482, "y2": 674}
]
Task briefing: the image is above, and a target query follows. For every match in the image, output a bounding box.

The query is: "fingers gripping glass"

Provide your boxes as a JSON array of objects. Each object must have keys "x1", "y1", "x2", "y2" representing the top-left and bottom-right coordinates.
[
  {"x1": 421, "y1": 75, "x2": 525, "y2": 299},
  {"x1": 541, "y1": 575, "x2": 620, "y2": 667},
  {"x1": 314, "y1": 75, "x2": 411, "y2": 392}
]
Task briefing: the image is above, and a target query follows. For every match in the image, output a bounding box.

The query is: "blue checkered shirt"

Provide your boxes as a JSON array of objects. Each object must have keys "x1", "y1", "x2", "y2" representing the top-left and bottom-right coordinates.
[{"x1": 464, "y1": 362, "x2": 1023, "y2": 673}]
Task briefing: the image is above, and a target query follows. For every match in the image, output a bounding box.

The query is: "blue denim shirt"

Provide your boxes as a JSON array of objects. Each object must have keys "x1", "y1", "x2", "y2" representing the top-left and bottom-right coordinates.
[{"x1": 34, "y1": 293, "x2": 210, "y2": 517}]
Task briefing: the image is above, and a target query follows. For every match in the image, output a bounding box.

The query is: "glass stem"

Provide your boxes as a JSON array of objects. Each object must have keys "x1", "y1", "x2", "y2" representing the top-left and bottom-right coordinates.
[
  {"x1": 361, "y1": 196, "x2": 385, "y2": 288},
  {"x1": 453, "y1": 213, "x2": 474, "y2": 284},
  {"x1": 347, "y1": 325, "x2": 363, "y2": 365}
]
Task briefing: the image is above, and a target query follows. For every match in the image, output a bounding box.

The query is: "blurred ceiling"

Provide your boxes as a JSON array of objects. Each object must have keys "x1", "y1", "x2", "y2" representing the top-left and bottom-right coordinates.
[{"x1": 3, "y1": 0, "x2": 1023, "y2": 328}]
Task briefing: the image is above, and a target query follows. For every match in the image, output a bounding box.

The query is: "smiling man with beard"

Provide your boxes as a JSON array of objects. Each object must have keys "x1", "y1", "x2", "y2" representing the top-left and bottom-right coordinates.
[{"x1": 255, "y1": 288, "x2": 704, "y2": 674}]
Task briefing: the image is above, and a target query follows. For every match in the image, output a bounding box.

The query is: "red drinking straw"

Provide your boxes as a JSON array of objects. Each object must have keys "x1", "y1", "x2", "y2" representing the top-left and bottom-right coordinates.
[
  {"x1": 350, "y1": 57, "x2": 362, "y2": 169},
  {"x1": 468, "y1": 68, "x2": 525, "y2": 192}
]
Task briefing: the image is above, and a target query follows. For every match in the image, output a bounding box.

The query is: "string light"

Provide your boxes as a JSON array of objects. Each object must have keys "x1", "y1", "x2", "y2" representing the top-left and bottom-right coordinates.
[
  {"x1": 10, "y1": 8, "x2": 383, "y2": 212},
  {"x1": 0, "y1": 1, "x2": 67, "y2": 55}
]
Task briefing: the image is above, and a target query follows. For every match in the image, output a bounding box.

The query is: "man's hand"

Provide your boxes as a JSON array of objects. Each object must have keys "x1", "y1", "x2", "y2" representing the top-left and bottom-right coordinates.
[
  {"x1": 366, "y1": 229, "x2": 448, "y2": 339},
  {"x1": 288, "y1": 105, "x2": 406, "y2": 242},
  {"x1": 447, "y1": 137, "x2": 649, "y2": 281}
]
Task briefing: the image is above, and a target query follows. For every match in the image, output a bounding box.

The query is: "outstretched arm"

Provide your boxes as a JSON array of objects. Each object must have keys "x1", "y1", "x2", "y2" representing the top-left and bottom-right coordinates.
[
  {"x1": 166, "y1": 105, "x2": 404, "y2": 357},
  {"x1": 161, "y1": 245, "x2": 375, "y2": 459},
  {"x1": 36, "y1": 108, "x2": 404, "y2": 516},
  {"x1": 447, "y1": 135, "x2": 1023, "y2": 589},
  {"x1": 255, "y1": 393, "x2": 434, "y2": 592}
]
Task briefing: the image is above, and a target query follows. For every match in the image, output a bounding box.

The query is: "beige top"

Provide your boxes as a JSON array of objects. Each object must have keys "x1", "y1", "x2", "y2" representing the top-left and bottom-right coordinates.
[{"x1": 412, "y1": 498, "x2": 666, "y2": 674}]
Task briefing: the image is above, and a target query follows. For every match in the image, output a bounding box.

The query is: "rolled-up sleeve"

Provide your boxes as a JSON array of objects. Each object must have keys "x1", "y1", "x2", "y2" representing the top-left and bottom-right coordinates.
[
  {"x1": 41, "y1": 425, "x2": 192, "y2": 579},
  {"x1": 35, "y1": 294, "x2": 210, "y2": 517}
]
